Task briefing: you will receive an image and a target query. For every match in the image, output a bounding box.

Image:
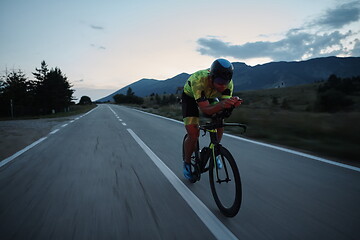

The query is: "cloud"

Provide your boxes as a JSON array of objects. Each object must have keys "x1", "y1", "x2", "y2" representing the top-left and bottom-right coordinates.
[
  {"x1": 352, "y1": 39, "x2": 360, "y2": 56},
  {"x1": 73, "y1": 79, "x2": 84, "y2": 83},
  {"x1": 197, "y1": 30, "x2": 353, "y2": 61},
  {"x1": 311, "y1": 1, "x2": 360, "y2": 29},
  {"x1": 90, "y1": 44, "x2": 106, "y2": 50},
  {"x1": 197, "y1": 1, "x2": 360, "y2": 62},
  {"x1": 90, "y1": 24, "x2": 104, "y2": 30}
]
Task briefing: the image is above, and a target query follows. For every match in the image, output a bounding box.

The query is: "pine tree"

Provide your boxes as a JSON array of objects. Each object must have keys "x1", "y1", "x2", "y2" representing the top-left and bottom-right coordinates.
[
  {"x1": 35, "y1": 65, "x2": 74, "y2": 113},
  {"x1": 32, "y1": 60, "x2": 49, "y2": 82}
]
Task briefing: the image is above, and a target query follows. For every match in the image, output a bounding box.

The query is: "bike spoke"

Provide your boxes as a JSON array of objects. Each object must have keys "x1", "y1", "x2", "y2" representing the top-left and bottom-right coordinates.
[{"x1": 209, "y1": 147, "x2": 242, "y2": 217}]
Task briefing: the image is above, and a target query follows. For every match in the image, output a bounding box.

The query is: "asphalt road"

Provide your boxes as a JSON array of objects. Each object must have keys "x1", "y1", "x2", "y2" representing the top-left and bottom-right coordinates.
[{"x1": 0, "y1": 104, "x2": 359, "y2": 240}]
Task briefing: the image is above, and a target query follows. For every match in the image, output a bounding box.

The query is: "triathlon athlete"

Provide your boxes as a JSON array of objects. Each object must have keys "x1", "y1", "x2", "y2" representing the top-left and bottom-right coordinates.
[{"x1": 182, "y1": 58, "x2": 242, "y2": 181}]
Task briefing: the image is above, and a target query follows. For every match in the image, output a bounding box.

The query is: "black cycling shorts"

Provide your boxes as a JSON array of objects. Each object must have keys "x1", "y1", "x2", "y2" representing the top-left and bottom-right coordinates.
[{"x1": 181, "y1": 92, "x2": 199, "y2": 125}]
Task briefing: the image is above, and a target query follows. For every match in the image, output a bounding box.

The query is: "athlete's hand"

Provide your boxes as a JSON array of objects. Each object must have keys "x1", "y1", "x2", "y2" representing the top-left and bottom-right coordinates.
[
  {"x1": 231, "y1": 96, "x2": 243, "y2": 107},
  {"x1": 221, "y1": 97, "x2": 243, "y2": 109},
  {"x1": 221, "y1": 98, "x2": 235, "y2": 109}
]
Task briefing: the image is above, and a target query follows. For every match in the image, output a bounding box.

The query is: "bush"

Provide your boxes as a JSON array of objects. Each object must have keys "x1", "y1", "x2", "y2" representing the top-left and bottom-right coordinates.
[
  {"x1": 281, "y1": 98, "x2": 291, "y2": 109},
  {"x1": 315, "y1": 75, "x2": 357, "y2": 112},
  {"x1": 78, "y1": 96, "x2": 92, "y2": 105},
  {"x1": 316, "y1": 89, "x2": 353, "y2": 112},
  {"x1": 113, "y1": 94, "x2": 144, "y2": 105}
]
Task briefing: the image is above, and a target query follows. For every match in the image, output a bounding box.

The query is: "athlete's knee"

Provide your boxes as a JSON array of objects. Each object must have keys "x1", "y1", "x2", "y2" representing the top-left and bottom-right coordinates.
[
  {"x1": 185, "y1": 124, "x2": 200, "y2": 141},
  {"x1": 188, "y1": 132, "x2": 199, "y2": 142}
]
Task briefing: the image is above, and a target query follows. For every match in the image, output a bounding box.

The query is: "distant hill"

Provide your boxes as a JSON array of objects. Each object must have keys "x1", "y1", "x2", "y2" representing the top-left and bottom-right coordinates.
[
  {"x1": 234, "y1": 56, "x2": 360, "y2": 91},
  {"x1": 96, "y1": 56, "x2": 360, "y2": 102},
  {"x1": 96, "y1": 73, "x2": 190, "y2": 102}
]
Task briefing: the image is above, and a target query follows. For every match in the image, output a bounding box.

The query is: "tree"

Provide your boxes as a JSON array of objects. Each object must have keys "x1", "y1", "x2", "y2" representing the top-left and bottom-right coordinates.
[
  {"x1": 319, "y1": 74, "x2": 358, "y2": 94},
  {"x1": 127, "y1": 87, "x2": 135, "y2": 96},
  {"x1": 32, "y1": 60, "x2": 49, "y2": 82},
  {"x1": 79, "y1": 96, "x2": 92, "y2": 105},
  {"x1": 162, "y1": 95, "x2": 168, "y2": 105},
  {"x1": 155, "y1": 93, "x2": 161, "y2": 104},
  {"x1": 316, "y1": 89, "x2": 353, "y2": 112},
  {"x1": 315, "y1": 74, "x2": 356, "y2": 112},
  {"x1": 113, "y1": 94, "x2": 127, "y2": 103},
  {"x1": 0, "y1": 74, "x2": 5, "y2": 93},
  {"x1": 0, "y1": 61, "x2": 75, "y2": 116},
  {"x1": 113, "y1": 88, "x2": 144, "y2": 105},
  {"x1": 169, "y1": 94, "x2": 177, "y2": 104},
  {"x1": 0, "y1": 69, "x2": 36, "y2": 116},
  {"x1": 36, "y1": 67, "x2": 74, "y2": 113}
]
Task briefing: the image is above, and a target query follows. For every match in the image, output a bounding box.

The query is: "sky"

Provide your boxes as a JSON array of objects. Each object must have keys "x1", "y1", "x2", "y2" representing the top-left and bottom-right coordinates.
[{"x1": 1, "y1": 0, "x2": 359, "y2": 101}]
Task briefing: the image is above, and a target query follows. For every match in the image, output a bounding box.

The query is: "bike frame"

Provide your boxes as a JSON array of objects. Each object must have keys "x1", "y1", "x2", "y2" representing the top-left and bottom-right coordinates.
[
  {"x1": 187, "y1": 107, "x2": 246, "y2": 182},
  {"x1": 201, "y1": 128, "x2": 232, "y2": 183},
  {"x1": 183, "y1": 107, "x2": 246, "y2": 217}
]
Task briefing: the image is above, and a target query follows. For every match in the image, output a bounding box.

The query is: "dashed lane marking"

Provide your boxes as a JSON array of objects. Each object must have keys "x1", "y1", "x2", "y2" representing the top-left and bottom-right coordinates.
[{"x1": 0, "y1": 107, "x2": 98, "y2": 169}]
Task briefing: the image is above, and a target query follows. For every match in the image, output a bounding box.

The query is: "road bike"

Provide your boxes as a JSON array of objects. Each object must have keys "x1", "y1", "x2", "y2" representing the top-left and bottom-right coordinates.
[{"x1": 182, "y1": 108, "x2": 247, "y2": 217}]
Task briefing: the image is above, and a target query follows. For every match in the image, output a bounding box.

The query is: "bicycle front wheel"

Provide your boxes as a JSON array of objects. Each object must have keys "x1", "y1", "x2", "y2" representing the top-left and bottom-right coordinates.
[{"x1": 209, "y1": 146, "x2": 242, "y2": 217}]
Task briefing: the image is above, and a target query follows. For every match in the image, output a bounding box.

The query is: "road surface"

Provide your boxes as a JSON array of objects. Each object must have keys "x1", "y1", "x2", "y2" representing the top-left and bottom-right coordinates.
[{"x1": 0, "y1": 104, "x2": 359, "y2": 239}]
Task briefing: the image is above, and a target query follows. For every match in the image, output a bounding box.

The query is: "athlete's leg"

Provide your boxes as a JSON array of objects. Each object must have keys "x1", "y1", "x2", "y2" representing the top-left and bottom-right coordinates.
[
  {"x1": 181, "y1": 91, "x2": 200, "y2": 164},
  {"x1": 217, "y1": 127, "x2": 224, "y2": 142},
  {"x1": 184, "y1": 124, "x2": 200, "y2": 163}
]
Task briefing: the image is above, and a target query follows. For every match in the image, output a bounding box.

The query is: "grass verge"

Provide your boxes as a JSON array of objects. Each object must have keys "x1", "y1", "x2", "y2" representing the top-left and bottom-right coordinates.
[
  {"x1": 136, "y1": 103, "x2": 360, "y2": 167},
  {"x1": 0, "y1": 104, "x2": 97, "y2": 121}
]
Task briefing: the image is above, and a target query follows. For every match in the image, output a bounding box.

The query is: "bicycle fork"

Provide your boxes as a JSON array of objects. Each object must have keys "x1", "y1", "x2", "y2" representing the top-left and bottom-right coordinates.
[{"x1": 208, "y1": 130, "x2": 232, "y2": 184}]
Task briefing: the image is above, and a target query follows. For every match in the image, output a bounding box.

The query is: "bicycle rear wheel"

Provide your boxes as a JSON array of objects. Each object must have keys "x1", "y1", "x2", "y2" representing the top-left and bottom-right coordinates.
[
  {"x1": 209, "y1": 146, "x2": 242, "y2": 217},
  {"x1": 182, "y1": 134, "x2": 200, "y2": 183}
]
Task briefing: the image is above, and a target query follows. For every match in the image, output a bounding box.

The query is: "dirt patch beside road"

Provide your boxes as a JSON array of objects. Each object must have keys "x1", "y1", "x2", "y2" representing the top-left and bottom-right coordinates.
[{"x1": 0, "y1": 117, "x2": 76, "y2": 161}]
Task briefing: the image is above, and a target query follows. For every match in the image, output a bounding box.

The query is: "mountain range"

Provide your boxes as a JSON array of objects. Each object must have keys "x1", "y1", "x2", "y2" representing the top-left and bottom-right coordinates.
[{"x1": 96, "y1": 56, "x2": 360, "y2": 102}]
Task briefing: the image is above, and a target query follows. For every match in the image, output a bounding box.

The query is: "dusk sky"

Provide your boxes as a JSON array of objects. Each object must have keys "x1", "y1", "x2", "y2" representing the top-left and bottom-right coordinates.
[{"x1": 1, "y1": 0, "x2": 359, "y2": 101}]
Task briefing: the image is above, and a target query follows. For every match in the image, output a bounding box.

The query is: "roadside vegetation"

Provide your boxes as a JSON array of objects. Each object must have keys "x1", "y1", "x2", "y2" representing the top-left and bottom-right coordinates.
[
  {"x1": 0, "y1": 103, "x2": 97, "y2": 121},
  {"x1": 0, "y1": 61, "x2": 95, "y2": 120},
  {"x1": 115, "y1": 75, "x2": 360, "y2": 165}
]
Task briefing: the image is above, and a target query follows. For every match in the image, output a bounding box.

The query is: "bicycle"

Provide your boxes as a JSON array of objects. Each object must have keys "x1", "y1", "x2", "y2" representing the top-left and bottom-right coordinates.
[{"x1": 182, "y1": 108, "x2": 247, "y2": 217}]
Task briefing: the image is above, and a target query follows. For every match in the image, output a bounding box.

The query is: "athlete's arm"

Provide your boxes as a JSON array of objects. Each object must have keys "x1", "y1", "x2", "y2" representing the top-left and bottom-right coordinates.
[{"x1": 197, "y1": 98, "x2": 239, "y2": 116}]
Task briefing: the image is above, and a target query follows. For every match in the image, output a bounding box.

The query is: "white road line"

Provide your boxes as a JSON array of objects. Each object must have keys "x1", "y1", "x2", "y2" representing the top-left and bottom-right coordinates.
[
  {"x1": 108, "y1": 106, "x2": 125, "y2": 122},
  {"x1": 50, "y1": 129, "x2": 60, "y2": 134},
  {"x1": 61, "y1": 124, "x2": 68, "y2": 128},
  {"x1": 127, "y1": 128, "x2": 238, "y2": 240},
  {"x1": 108, "y1": 106, "x2": 117, "y2": 115},
  {"x1": 132, "y1": 108, "x2": 183, "y2": 124},
  {"x1": 81, "y1": 107, "x2": 97, "y2": 117},
  {"x1": 0, "y1": 137, "x2": 47, "y2": 168},
  {"x1": 131, "y1": 108, "x2": 360, "y2": 173},
  {"x1": 225, "y1": 134, "x2": 360, "y2": 173}
]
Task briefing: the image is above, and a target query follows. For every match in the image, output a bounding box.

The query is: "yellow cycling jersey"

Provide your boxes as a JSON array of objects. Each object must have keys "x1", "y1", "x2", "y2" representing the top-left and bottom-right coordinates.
[{"x1": 183, "y1": 69, "x2": 233, "y2": 102}]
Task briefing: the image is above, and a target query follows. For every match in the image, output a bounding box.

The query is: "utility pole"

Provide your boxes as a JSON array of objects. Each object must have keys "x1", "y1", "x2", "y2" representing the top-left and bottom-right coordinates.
[
  {"x1": 4, "y1": 67, "x2": 14, "y2": 118},
  {"x1": 10, "y1": 99, "x2": 14, "y2": 118}
]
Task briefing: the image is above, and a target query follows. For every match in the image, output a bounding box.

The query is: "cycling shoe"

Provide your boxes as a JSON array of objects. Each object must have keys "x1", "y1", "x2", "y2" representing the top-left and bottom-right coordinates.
[{"x1": 183, "y1": 162, "x2": 194, "y2": 181}]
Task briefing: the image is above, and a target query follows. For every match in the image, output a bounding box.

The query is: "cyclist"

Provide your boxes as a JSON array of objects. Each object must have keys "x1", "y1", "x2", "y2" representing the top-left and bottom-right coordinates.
[{"x1": 182, "y1": 58, "x2": 242, "y2": 181}]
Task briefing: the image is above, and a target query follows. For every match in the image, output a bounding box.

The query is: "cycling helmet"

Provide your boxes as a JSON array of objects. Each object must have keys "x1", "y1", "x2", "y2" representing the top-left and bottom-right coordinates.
[{"x1": 210, "y1": 58, "x2": 233, "y2": 85}]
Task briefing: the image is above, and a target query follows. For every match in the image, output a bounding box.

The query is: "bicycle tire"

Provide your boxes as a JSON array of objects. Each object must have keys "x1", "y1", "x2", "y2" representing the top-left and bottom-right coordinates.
[
  {"x1": 209, "y1": 146, "x2": 242, "y2": 217},
  {"x1": 182, "y1": 134, "x2": 200, "y2": 183}
]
